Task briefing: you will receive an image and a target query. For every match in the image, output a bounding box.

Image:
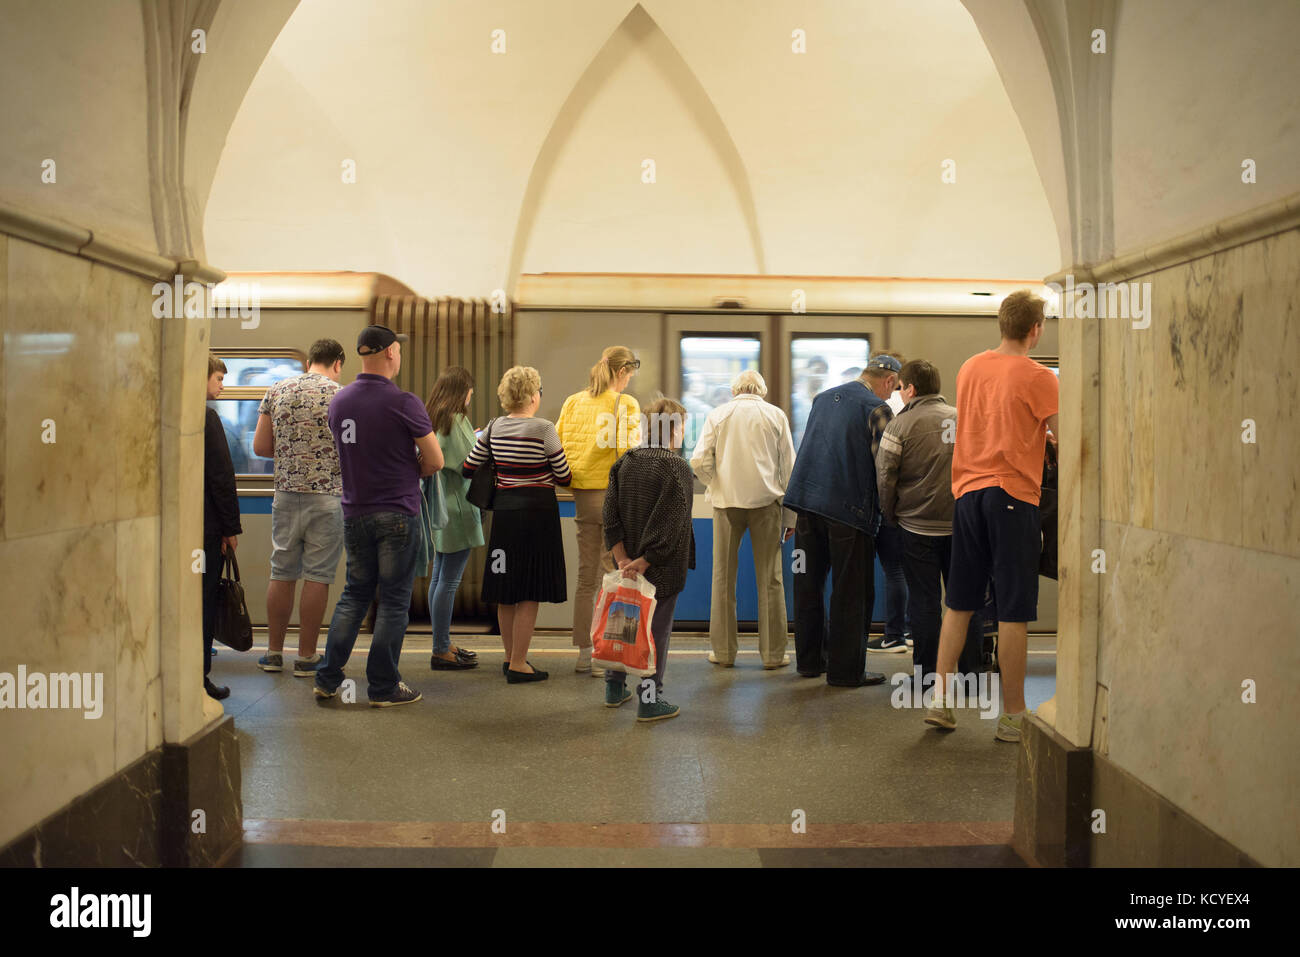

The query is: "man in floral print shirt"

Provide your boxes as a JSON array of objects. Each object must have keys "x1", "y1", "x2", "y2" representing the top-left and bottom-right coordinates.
[{"x1": 252, "y1": 339, "x2": 346, "y2": 677}]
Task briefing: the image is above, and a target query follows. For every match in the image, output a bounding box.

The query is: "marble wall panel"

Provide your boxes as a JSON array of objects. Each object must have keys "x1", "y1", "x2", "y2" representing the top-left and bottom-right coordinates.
[
  {"x1": 114, "y1": 515, "x2": 161, "y2": 774},
  {"x1": 0, "y1": 235, "x2": 7, "y2": 540},
  {"x1": 0, "y1": 751, "x2": 164, "y2": 868},
  {"x1": 1099, "y1": 294, "x2": 1155, "y2": 528},
  {"x1": 0, "y1": 523, "x2": 119, "y2": 847},
  {"x1": 1099, "y1": 311, "x2": 1125, "y2": 525},
  {"x1": 161, "y1": 716, "x2": 243, "y2": 867},
  {"x1": 1091, "y1": 751, "x2": 1260, "y2": 867},
  {"x1": 108, "y1": 267, "x2": 162, "y2": 522},
  {"x1": 1239, "y1": 229, "x2": 1300, "y2": 558},
  {"x1": 158, "y1": 421, "x2": 206, "y2": 745},
  {"x1": 1052, "y1": 279, "x2": 1102, "y2": 745},
  {"x1": 1151, "y1": 244, "x2": 1246, "y2": 548},
  {"x1": 1099, "y1": 520, "x2": 1299, "y2": 867},
  {"x1": 3, "y1": 239, "x2": 116, "y2": 538},
  {"x1": 158, "y1": 309, "x2": 210, "y2": 745}
]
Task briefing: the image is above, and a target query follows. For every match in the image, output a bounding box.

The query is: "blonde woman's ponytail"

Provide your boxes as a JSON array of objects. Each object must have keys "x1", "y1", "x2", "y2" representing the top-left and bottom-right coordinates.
[{"x1": 586, "y1": 345, "x2": 637, "y2": 397}]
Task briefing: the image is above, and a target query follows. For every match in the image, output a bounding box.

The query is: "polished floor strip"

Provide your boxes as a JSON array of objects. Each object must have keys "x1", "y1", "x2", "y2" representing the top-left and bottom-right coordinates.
[{"x1": 243, "y1": 818, "x2": 1013, "y2": 849}]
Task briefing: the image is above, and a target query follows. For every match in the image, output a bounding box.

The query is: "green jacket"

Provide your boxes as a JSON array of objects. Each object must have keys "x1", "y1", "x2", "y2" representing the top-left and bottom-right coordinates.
[{"x1": 433, "y1": 414, "x2": 486, "y2": 554}]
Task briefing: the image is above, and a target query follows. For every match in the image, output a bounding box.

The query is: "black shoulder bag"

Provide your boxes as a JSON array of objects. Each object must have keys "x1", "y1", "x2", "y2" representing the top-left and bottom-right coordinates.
[
  {"x1": 215, "y1": 550, "x2": 254, "y2": 652},
  {"x1": 1038, "y1": 440, "x2": 1059, "y2": 580},
  {"x1": 465, "y1": 419, "x2": 498, "y2": 511}
]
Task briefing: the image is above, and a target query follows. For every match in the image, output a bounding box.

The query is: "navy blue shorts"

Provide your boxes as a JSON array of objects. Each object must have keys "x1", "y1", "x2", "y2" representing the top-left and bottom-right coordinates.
[{"x1": 945, "y1": 486, "x2": 1041, "y2": 622}]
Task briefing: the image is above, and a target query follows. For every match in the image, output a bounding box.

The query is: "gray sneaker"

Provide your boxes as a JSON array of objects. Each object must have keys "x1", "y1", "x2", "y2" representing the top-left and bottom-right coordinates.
[
  {"x1": 369, "y1": 681, "x2": 422, "y2": 708},
  {"x1": 995, "y1": 712, "x2": 1023, "y2": 742},
  {"x1": 925, "y1": 706, "x2": 957, "y2": 730},
  {"x1": 293, "y1": 654, "x2": 322, "y2": 677}
]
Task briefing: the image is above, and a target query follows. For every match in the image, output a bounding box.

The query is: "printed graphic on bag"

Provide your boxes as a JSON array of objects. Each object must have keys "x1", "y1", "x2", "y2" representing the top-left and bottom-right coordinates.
[
  {"x1": 604, "y1": 601, "x2": 641, "y2": 645},
  {"x1": 591, "y1": 569, "x2": 659, "y2": 678}
]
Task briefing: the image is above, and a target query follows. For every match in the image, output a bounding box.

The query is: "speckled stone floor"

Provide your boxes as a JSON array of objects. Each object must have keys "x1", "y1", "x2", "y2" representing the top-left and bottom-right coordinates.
[{"x1": 214, "y1": 632, "x2": 1055, "y2": 866}]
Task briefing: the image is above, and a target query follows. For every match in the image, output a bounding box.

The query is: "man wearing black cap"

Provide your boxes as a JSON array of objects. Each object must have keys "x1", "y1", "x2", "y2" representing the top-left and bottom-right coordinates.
[{"x1": 313, "y1": 325, "x2": 444, "y2": 707}]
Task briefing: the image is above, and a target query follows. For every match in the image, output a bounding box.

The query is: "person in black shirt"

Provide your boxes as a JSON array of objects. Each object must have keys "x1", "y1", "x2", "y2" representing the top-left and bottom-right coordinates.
[
  {"x1": 602, "y1": 397, "x2": 695, "y2": 721},
  {"x1": 204, "y1": 356, "x2": 243, "y2": 700}
]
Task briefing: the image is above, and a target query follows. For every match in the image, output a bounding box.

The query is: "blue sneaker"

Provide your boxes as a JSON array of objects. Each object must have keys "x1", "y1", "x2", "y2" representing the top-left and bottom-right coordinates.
[
  {"x1": 636, "y1": 696, "x2": 680, "y2": 722},
  {"x1": 369, "y1": 682, "x2": 422, "y2": 708},
  {"x1": 605, "y1": 682, "x2": 632, "y2": 708},
  {"x1": 258, "y1": 653, "x2": 283, "y2": 673}
]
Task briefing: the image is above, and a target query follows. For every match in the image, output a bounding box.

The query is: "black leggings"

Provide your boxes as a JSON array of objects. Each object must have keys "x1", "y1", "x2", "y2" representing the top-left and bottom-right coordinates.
[{"x1": 202, "y1": 535, "x2": 223, "y2": 678}]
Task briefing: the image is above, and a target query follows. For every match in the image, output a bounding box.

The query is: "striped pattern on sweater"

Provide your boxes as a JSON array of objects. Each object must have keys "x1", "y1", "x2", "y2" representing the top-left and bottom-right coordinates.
[{"x1": 462, "y1": 415, "x2": 572, "y2": 489}]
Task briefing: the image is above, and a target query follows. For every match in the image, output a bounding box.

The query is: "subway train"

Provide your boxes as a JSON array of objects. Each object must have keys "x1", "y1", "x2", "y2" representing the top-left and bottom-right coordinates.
[{"x1": 209, "y1": 270, "x2": 1059, "y2": 637}]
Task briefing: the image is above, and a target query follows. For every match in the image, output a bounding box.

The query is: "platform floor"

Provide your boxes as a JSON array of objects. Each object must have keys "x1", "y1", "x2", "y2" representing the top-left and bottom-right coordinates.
[{"x1": 215, "y1": 634, "x2": 1056, "y2": 867}]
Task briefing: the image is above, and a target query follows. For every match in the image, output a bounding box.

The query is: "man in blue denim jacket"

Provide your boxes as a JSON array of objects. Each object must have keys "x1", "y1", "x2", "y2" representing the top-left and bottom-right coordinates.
[{"x1": 784, "y1": 367, "x2": 894, "y2": 686}]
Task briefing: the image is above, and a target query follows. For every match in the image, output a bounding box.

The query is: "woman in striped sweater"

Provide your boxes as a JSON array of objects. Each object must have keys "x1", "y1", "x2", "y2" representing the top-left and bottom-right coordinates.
[{"x1": 462, "y1": 366, "x2": 571, "y2": 683}]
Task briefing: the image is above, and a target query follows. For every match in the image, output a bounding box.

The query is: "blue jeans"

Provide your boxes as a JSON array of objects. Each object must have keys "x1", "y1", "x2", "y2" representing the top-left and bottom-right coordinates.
[
  {"x1": 874, "y1": 523, "x2": 910, "y2": 639},
  {"x1": 427, "y1": 548, "x2": 471, "y2": 655},
  {"x1": 316, "y1": 511, "x2": 420, "y2": 700}
]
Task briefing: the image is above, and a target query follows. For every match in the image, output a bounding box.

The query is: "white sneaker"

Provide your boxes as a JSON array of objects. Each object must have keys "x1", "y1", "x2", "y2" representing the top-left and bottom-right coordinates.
[{"x1": 575, "y1": 647, "x2": 604, "y2": 676}]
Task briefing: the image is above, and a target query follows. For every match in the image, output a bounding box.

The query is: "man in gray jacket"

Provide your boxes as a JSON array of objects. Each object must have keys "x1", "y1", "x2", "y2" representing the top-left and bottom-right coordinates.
[{"x1": 875, "y1": 360, "x2": 982, "y2": 688}]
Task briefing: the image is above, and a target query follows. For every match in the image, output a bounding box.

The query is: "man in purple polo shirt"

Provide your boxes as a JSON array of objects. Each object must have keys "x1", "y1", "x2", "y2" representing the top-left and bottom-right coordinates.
[{"x1": 314, "y1": 325, "x2": 444, "y2": 707}]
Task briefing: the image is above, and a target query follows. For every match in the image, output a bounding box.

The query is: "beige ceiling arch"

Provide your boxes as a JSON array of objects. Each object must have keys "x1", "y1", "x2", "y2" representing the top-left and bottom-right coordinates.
[
  {"x1": 177, "y1": 0, "x2": 300, "y2": 262},
  {"x1": 504, "y1": 2, "x2": 767, "y2": 292},
  {"x1": 961, "y1": 0, "x2": 1109, "y2": 271}
]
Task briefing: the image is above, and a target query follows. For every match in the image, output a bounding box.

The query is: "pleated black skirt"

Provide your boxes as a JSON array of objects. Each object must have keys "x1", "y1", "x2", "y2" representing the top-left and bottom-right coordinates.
[{"x1": 481, "y1": 489, "x2": 568, "y2": 604}]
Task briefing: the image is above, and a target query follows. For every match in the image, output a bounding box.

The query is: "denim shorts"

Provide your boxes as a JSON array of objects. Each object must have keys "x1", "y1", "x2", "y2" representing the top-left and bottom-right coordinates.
[{"x1": 270, "y1": 491, "x2": 344, "y2": 583}]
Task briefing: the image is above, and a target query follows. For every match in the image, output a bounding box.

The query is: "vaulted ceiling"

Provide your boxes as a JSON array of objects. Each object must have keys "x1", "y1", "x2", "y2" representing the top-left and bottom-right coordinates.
[{"x1": 202, "y1": 0, "x2": 1062, "y2": 297}]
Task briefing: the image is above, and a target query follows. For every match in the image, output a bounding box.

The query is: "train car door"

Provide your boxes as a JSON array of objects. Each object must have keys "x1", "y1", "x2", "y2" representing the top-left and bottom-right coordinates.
[
  {"x1": 665, "y1": 316, "x2": 769, "y2": 626},
  {"x1": 778, "y1": 316, "x2": 893, "y2": 628}
]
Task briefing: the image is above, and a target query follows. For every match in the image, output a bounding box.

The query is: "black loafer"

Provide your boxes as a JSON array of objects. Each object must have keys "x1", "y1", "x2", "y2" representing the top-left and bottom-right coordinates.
[
  {"x1": 204, "y1": 678, "x2": 230, "y2": 700},
  {"x1": 826, "y1": 671, "x2": 887, "y2": 688},
  {"x1": 431, "y1": 654, "x2": 478, "y2": 671},
  {"x1": 506, "y1": 667, "x2": 549, "y2": 684},
  {"x1": 453, "y1": 646, "x2": 478, "y2": 660}
]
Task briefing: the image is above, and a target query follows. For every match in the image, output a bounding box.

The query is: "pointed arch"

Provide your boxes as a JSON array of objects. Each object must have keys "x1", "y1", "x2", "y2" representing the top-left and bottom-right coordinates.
[{"x1": 505, "y1": 3, "x2": 766, "y2": 292}]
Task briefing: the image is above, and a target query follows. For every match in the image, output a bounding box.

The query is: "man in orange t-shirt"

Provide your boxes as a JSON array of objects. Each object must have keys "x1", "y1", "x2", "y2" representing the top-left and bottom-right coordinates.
[{"x1": 925, "y1": 290, "x2": 1059, "y2": 742}]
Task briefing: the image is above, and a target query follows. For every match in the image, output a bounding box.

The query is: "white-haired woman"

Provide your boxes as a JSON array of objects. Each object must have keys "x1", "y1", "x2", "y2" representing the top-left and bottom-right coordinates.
[
  {"x1": 463, "y1": 366, "x2": 571, "y2": 683},
  {"x1": 689, "y1": 369, "x2": 796, "y2": 670}
]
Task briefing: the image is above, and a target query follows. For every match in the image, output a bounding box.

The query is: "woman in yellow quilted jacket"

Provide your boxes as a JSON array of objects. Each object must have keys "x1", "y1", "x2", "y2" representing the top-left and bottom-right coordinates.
[{"x1": 556, "y1": 345, "x2": 642, "y2": 673}]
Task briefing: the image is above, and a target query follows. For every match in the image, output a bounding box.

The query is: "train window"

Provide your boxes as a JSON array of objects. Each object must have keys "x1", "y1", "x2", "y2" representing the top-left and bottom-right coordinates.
[
  {"x1": 208, "y1": 350, "x2": 306, "y2": 476},
  {"x1": 790, "y1": 336, "x2": 870, "y2": 450},
  {"x1": 680, "y1": 334, "x2": 761, "y2": 460}
]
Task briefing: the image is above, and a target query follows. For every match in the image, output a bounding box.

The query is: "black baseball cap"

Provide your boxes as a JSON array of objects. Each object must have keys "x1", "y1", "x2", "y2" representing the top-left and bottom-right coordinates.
[{"x1": 356, "y1": 324, "x2": 408, "y2": 356}]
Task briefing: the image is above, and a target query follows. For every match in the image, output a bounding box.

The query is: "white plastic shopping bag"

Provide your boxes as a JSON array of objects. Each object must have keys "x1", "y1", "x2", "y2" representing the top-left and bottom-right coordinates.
[{"x1": 590, "y1": 569, "x2": 658, "y2": 677}]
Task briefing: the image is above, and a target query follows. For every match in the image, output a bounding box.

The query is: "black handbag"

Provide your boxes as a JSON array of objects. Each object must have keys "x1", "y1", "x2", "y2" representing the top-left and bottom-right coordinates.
[
  {"x1": 1038, "y1": 440, "x2": 1059, "y2": 580},
  {"x1": 465, "y1": 418, "x2": 498, "y2": 511},
  {"x1": 214, "y1": 550, "x2": 254, "y2": 652}
]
